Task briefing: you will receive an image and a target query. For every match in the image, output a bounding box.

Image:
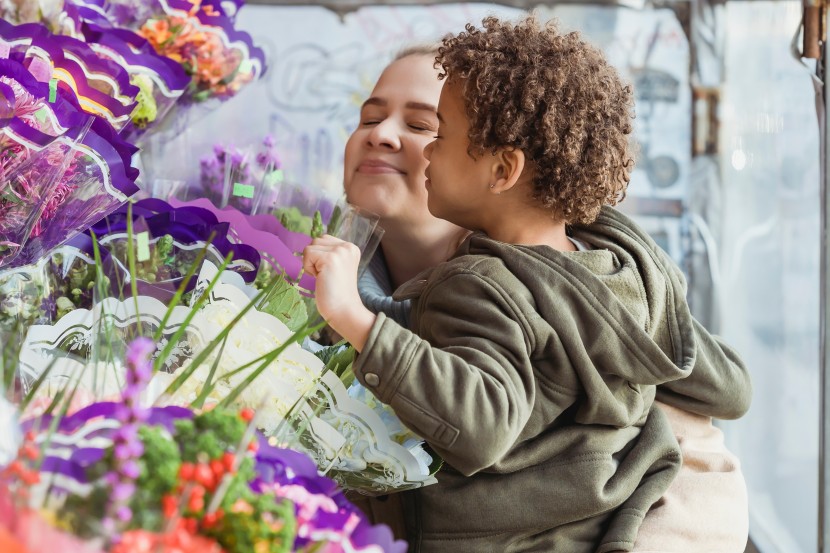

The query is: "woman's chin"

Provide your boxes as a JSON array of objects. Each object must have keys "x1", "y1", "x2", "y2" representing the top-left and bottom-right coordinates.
[{"x1": 345, "y1": 195, "x2": 392, "y2": 219}]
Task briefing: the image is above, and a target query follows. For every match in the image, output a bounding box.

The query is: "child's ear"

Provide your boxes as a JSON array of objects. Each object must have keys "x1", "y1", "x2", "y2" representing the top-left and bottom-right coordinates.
[{"x1": 490, "y1": 148, "x2": 527, "y2": 195}]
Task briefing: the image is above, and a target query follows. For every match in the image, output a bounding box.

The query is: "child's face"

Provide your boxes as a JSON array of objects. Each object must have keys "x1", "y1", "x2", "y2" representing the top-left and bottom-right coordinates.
[
  {"x1": 344, "y1": 54, "x2": 443, "y2": 228},
  {"x1": 423, "y1": 81, "x2": 494, "y2": 229}
]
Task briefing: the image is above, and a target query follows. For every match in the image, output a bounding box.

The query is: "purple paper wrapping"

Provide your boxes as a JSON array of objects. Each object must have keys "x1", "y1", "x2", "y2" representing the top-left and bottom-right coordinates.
[
  {"x1": 50, "y1": 33, "x2": 139, "y2": 100},
  {"x1": 0, "y1": 55, "x2": 140, "y2": 185},
  {"x1": 21, "y1": 34, "x2": 137, "y2": 129},
  {"x1": 79, "y1": 21, "x2": 190, "y2": 142},
  {"x1": 0, "y1": 19, "x2": 49, "y2": 50},
  {"x1": 168, "y1": 197, "x2": 316, "y2": 290},
  {"x1": 84, "y1": 199, "x2": 262, "y2": 292},
  {"x1": 255, "y1": 438, "x2": 408, "y2": 553},
  {"x1": 0, "y1": 58, "x2": 86, "y2": 133},
  {"x1": 80, "y1": 22, "x2": 189, "y2": 92}
]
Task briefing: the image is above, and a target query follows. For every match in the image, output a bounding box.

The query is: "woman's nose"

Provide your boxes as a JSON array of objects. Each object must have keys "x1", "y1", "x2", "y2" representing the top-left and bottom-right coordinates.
[{"x1": 366, "y1": 119, "x2": 401, "y2": 150}]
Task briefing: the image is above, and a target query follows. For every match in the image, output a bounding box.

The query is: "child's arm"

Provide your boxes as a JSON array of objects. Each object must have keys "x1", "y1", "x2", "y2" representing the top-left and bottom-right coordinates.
[
  {"x1": 655, "y1": 319, "x2": 751, "y2": 420},
  {"x1": 351, "y1": 269, "x2": 538, "y2": 476},
  {"x1": 304, "y1": 236, "x2": 538, "y2": 476}
]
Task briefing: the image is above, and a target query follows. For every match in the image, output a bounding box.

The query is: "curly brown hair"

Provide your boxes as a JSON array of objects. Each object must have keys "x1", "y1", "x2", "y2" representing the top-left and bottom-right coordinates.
[{"x1": 436, "y1": 15, "x2": 635, "y2": 224}]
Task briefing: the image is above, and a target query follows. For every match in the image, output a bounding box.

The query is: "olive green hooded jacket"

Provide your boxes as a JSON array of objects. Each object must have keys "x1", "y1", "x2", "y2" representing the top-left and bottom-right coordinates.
[{"x1": 352, "y1": 206, "x2": 751, "y2": 553}]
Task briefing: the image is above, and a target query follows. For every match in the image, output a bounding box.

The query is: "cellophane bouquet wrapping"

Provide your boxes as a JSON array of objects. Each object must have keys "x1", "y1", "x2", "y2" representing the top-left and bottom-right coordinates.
[
  {"x1": 0, "y1": 47, "x2": 140, "y2": 269},
  {"x1": 0, "y1": 14, "x2": 149, "y2": 268}
]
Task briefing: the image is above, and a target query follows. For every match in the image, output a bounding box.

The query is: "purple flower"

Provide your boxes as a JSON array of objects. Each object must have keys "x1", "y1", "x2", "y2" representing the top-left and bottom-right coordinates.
[
  {"x1": 39, "y1": 295, "x2": 57, "y2": 321},
  {"x1": 114, "y1": 404, "x2": 132, "y2": 422},
  {"x1": 112, "y1": 482, "x2": 136, "y2": 502},
  {"x1": 114, "y1": 443, "x2": 133, "y2": 461},
  {"x1": 117, "y1": 423, "x2": 138, "y2": 442},
  {"x1": 126, "y1": 337, "x2": 155, "y2": 372},
  {"x1": 121, "y1": 383, "x2": 142, "y2": 401},
  {"x1": 128, "y1": 440, "x2": 144, "y2": 458},
  {"x1": 121, "y1": 460, "x2": 141, "y2": 479},
  {"x1": 116, "y1": 505, "x2": 132, "y2": 522}
]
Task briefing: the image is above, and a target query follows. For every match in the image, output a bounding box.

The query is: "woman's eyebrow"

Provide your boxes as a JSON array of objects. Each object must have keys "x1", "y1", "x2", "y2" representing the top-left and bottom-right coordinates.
[
  {"x1": 405, "y1": 101, "x2": 438, "y2": 113},
  {"x1": 360, "y1": 98, "x2": 437, "y2": 113},
  {"x1": 362, "y1": 97, "x2": 386, "y2": 109}
]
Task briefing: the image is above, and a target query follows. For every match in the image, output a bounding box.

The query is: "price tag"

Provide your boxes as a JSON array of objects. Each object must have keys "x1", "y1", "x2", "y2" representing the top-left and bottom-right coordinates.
[
  {"x1": 232, "y1": 182, "x2": 255, "y2": 198},
  {"x1": 136, "y1": 231, "x2": 150, "y2": 262},
  {"x1": 48, "y1": 79, "x2": 58, "y2": 103},
  {"x1": 264, "y1": 169, "x2": 284, "y2": 187}
]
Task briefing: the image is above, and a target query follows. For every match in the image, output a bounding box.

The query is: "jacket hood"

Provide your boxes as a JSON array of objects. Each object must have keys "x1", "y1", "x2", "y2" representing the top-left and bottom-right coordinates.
[{"x1": 449, "y1": 206, "x2": 696, "y2": 388}]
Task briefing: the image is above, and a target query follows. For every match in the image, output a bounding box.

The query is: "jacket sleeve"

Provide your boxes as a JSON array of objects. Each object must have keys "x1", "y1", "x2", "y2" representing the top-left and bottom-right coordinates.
[
  {"x1": 656, "y1": 318, "x2": 752, "y2": 420},
  {"x1": 352, "y1": 269, "x2": 537, "y2": 476}
]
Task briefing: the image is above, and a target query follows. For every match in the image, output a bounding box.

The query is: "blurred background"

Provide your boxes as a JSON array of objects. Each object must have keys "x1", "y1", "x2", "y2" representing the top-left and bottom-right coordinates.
[{"x1": 147, "y1": 1, "x2": 822, "y2": 551}]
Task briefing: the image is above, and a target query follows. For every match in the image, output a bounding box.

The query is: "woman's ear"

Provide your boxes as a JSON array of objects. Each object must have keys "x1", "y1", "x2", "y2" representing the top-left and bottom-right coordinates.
[{"x1": 489, "y1": 148, "x2": 527, "y2": 194}]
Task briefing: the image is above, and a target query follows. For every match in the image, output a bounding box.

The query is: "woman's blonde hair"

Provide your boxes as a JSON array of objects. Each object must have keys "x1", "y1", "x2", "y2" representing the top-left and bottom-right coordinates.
[{"x1": 393, "y1": 43, "x2": 440, "y2": 61}]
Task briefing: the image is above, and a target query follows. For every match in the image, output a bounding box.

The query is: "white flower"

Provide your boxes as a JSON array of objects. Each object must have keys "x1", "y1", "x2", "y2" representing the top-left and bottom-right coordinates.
[
  {"x1": 150, "y1": 298, "x2": 325, "y2": 434},
  {"x1": 404, "y1": 439, "x2": 434, "y2": 476}
]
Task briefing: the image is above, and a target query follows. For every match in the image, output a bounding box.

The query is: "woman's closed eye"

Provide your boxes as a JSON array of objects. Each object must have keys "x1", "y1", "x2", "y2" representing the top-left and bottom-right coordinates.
[{"x1": 408, "y1": 121, "x2": 437, "y2": 132}]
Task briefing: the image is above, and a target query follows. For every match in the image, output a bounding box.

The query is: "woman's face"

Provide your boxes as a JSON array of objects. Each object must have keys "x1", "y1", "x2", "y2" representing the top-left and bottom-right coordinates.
[{"x1": 344, "y1": 54, "x2": 444, "y2": 227}]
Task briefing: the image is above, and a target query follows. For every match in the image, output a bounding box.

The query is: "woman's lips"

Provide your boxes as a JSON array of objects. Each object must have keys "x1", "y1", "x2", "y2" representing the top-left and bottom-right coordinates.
[{"x1": 357, "y1": 159, "x2": 404, "y2": 174}]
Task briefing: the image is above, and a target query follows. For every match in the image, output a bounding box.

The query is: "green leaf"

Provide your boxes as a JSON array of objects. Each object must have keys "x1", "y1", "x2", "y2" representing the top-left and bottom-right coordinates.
[
  {"x1": 325, "y1": 204, "x2": 342, "y2": 236},
  {"x1": 257, "y1": 278, "x2": 308, "y2": 332},
  {"x1": 313, "y1": 343, "x2": 355, "y2": 378},
  {"x1": 158, "y1": 273, "x2": 277, "y2": 398},
  {"x1": 273, "y1": 206, "x2": 312, "y2": 235},
  {"x1": 310, "y1": 210, "x2": 324, "y2": 239}
]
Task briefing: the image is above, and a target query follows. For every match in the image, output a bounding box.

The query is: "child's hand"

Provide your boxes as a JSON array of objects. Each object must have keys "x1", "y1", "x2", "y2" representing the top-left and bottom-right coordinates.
[{"x1": 302, "y1": 235, "x2": 375, "y2": 351}]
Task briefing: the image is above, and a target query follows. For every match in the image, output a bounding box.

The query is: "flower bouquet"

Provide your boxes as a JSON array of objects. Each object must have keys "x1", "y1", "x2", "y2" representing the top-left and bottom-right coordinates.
[
  {"x1": 274, "y1": 345, "x2": 440, "y2": 495},
  {"x1": 77, "y1": 21, "x2": 191, "y2": 142},
  {"x1": 0, "y1": 338, "x2": 405, "y2": 552},
  {"x1": 17, "y1": 226, "x2": 437, "y2": 496},
  {"x1": 0, "y1": 242, "x2": 106, "y2": 337},
  {"x1": 0, "y1": 46, "x2": 140, "y2": 269},
  {"x1": 0, "y1": 23, "x2": 139, "y2": 131},
  {"x1": 83, "y1": 198, "x2": 261, "y2": 300},
  {"x1": 69, "y1": 0, "x2": 266, "y2": 105},
  {"x1": 133, "y1": 0, "x2": 266, "y2": 104}
]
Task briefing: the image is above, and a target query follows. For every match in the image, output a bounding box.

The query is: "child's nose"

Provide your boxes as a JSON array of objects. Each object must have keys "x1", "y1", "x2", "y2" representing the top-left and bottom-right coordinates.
[{"x1": 423, "y1": 139, "x2": 435, "y2": 160}]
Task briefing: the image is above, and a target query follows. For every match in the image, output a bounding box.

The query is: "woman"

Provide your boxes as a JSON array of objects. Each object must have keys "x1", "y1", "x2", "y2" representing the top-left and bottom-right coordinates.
[
  {"x1": 344, "y1": 46, "x2": 467, "y2": 328},
  {"x1": 341, "y1": 45, "x2": 464, "y2": 539},
  {"x1": 344, "y1": 43, "x2": 748, "y2": 553}
]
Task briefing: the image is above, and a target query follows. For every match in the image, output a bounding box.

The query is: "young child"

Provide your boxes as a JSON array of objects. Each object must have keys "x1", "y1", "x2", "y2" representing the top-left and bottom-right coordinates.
[{"x1": 303, "y1": 15, "x2": 750, "y2": 553}]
